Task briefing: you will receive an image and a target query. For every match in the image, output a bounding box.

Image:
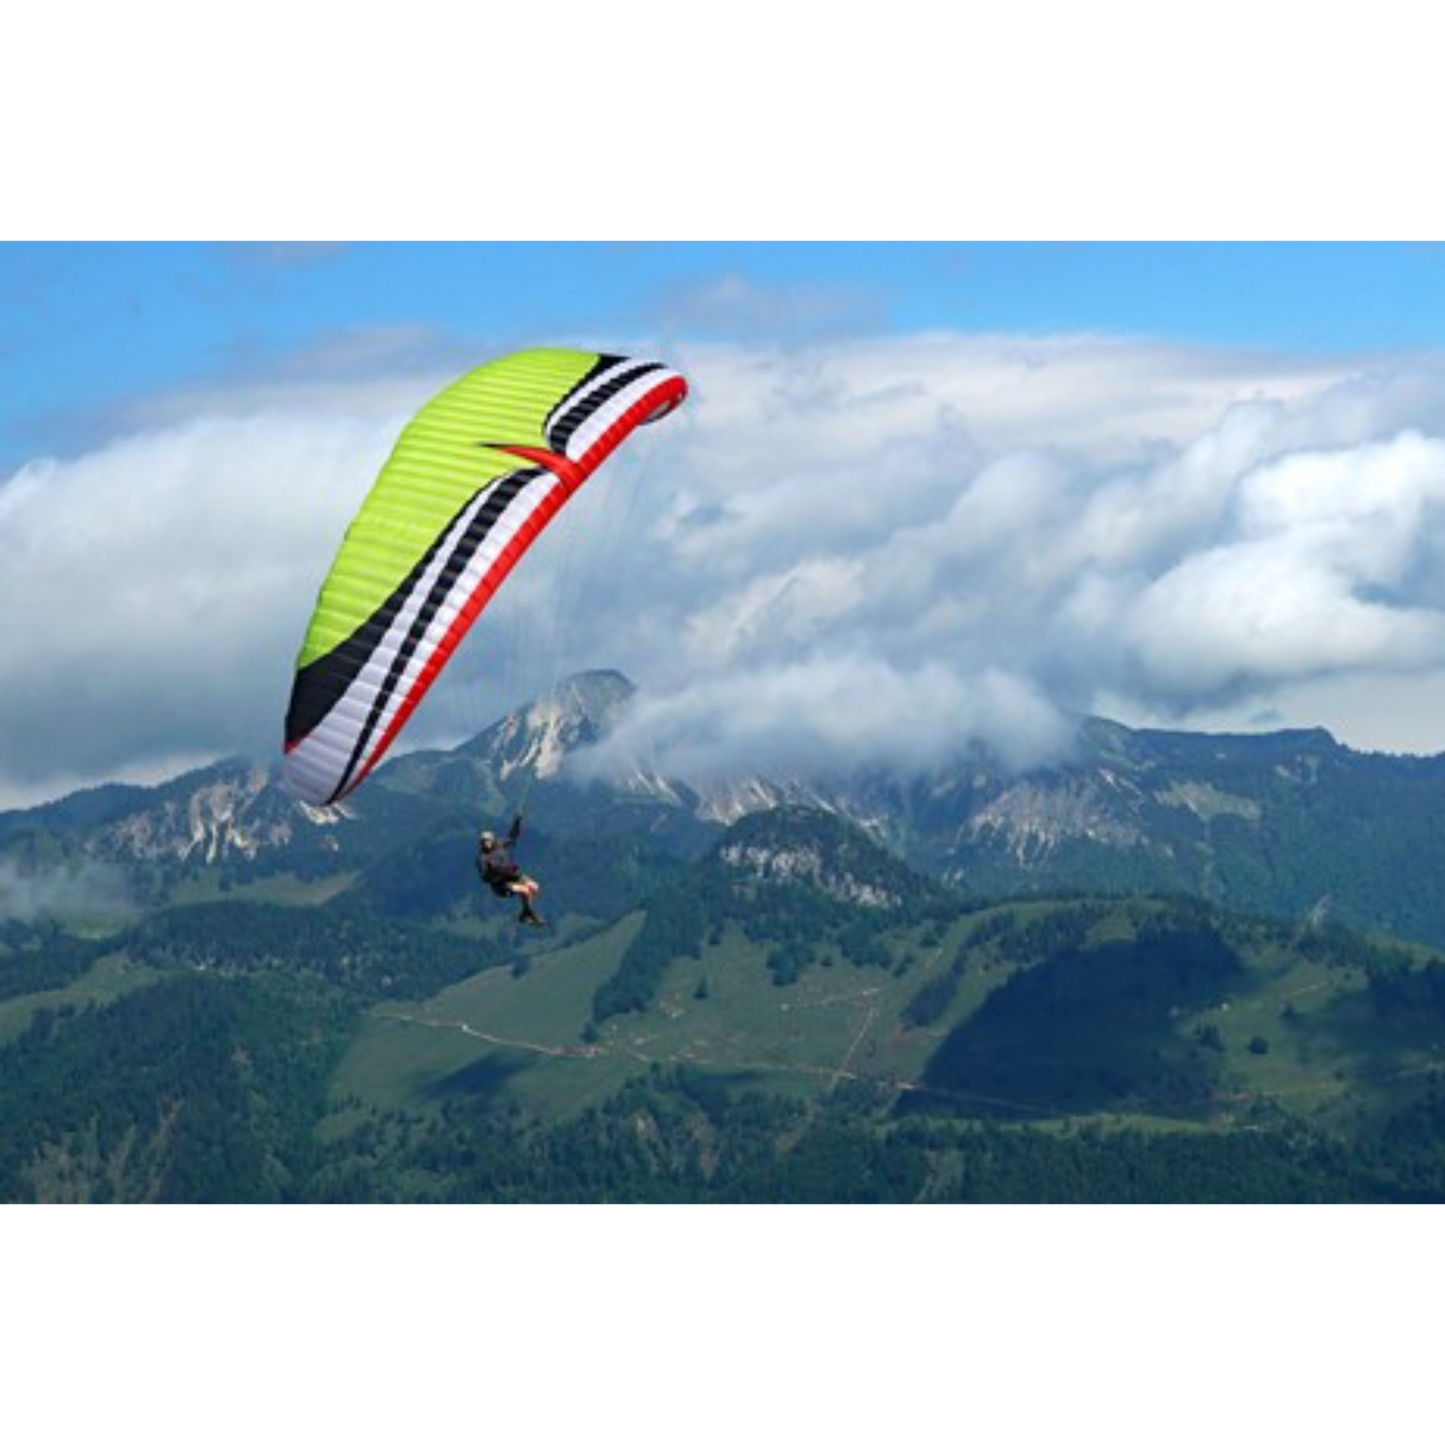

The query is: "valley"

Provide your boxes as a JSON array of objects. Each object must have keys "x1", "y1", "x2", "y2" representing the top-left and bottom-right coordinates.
[{"x1": 3, "y1": 674, "x2": 1445, "y2": 1201}]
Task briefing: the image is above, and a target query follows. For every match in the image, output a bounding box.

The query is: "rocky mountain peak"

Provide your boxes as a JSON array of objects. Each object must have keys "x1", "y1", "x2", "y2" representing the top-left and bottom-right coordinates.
[
  {"x1": 713, "y1": 805, "x2": 925, "y2": 910},
  {"x1": 94, "y1": 759, "x2": 286, "y2": 865},
  {"x1": 458, "y1": 670, "x2": 637, "y2": 782}
]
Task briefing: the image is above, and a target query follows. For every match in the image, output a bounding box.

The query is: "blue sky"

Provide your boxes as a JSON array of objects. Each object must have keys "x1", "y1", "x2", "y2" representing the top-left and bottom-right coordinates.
[{"x1": 6, "y1": 243, "x2": 1445, "y2": 471}]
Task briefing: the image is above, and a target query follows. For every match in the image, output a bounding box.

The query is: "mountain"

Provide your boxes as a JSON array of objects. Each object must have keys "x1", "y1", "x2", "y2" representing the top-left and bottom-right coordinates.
[
  {"x1": 379, "y1": 669, "x2": 638, "y2": 805},
  {"x1": 934, "y1": 719, "x2": 1445, "y2": 945},
  {"x1": 348, "y1": 679, "x2": 1445, "y2": 948},
  {"x1": 0, "y1": 672, "x2": 661, "y2": 911},
  {"x1": 7, "y1": 669, "x2": 1445, "y2": 950},
  {"x1": 712, "y1": 804, "x2": 936, "y2": 910},
  {"x1": 7, "y1": 672, "x2": 1445, "y2": 1201}
]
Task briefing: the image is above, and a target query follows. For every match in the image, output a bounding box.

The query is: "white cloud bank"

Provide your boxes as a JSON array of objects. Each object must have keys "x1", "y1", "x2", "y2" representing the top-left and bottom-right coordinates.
[
  {"x1": 0, "y1": 857, "x2": 134, "y2": 921},
  {"x1": 0, "y1": 410, "x2": 399, "y2": 801},
  {"x1": 6, "y1": 331, "x2": 1445, "y2": 806}
]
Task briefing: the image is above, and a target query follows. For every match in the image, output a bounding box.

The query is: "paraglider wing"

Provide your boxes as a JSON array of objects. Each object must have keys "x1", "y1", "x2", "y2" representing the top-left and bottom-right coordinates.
[{"x1": 282, "y1": 349, "x2": 687, "y2": 805}]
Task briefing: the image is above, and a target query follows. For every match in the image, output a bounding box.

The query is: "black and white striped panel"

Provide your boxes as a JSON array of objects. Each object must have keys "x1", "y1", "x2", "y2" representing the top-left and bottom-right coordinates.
[
  {"x1": 545, "y1": 356, "x2": 681, "y2": 465},
  {"x1": 283, "y1": 467, "x2": 565, "y2": 805}
]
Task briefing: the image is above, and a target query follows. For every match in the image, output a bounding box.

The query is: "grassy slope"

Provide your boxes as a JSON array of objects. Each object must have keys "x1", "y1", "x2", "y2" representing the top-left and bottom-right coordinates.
[
  {"x1": 329, "y1": 897, "x2": 1445, "y2": 1132},
  {"x1": 0, "y1": 953, "x2": 161, "y2": 1046},
  {"x1": 168, "y1": 871, "x2": 359, "y2": 908},
  {"x1": 336, "y1": 915, "x2": 648, "y2": 1118},
  {"x1": 4, "y1": 888, "x2": 1439, "y2": 1200}
]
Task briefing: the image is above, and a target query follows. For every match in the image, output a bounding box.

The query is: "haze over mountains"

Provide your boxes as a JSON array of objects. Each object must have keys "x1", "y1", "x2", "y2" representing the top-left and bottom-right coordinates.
[{"x1": 6, "y1": 669, "x2": 1445, "y2": 949}]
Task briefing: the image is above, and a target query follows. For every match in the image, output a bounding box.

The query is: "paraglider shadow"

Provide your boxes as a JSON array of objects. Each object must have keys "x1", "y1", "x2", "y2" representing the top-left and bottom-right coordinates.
[{"x1": 906, "y1": 925, "x2": 1247, "y2": 1120}]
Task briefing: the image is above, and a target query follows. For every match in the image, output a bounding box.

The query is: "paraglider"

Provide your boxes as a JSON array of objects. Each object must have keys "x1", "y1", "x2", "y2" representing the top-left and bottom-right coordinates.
[
  {"x1": 477, "y1": 815, "x2": 543, "y2": 927},
  {"x1": 281, "y1": 348, "x2": 687, "y2": 807}
]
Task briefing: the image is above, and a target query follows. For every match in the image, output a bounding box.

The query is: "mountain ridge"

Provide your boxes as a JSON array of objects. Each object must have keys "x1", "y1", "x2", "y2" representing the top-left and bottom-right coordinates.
[
  {"x1": 6, "y1": 673, "x2": 1445, "y2": 1202},
  {"x1": 6, "y1": 669, "x2": 1445, "y2": 947}
]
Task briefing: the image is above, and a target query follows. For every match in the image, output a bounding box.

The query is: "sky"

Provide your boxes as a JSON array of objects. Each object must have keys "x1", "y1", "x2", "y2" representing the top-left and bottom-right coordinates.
[{"x1": 6, "y1": 241, "x2": 1445, "y2": 808}]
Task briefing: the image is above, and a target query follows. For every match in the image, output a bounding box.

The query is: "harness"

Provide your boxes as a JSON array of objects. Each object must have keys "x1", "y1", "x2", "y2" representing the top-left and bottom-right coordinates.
[
  {"x1": 479, "y1": 847, "x2": 521, "y2": 897},
  {"x1": 478, "y1": 816, "x2": 526, "y2": 899}
]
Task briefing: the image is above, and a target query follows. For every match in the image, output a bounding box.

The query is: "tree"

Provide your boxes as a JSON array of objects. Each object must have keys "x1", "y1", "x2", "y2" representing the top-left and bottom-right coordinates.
[{"x1": 1195, "y1": 1023, "x2": 1225, "y2": 1053}]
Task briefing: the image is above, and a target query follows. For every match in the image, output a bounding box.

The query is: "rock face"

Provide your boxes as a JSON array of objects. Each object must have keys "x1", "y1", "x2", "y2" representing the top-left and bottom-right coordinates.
[
  {"x1": 9, "y1": 669, "x2": 1445, "y2": 946},
  {"x1": 461, "y1": 670, "x2": 637, "y2": 783},
  {"x1": 711, "y1": 806, "x2": 938, "y2": 911},
  {"x1": 926, "y1": 725, "x2": 1348, "y2": 891},
  {"x1": 97, "y1": 763, "x2": 290, "y2": 864},
  {"x1": 966, "y1": 775, "x2": 1148, "y2": 864},
  {"x1": 716, "y1": 837, "x2": 901, "y2": 909}
]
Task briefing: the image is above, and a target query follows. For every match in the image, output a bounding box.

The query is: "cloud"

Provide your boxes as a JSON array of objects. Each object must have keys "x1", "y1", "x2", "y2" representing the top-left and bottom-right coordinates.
[
  {"x1": 1115, "y1": 433, "x2": 1445, "y2": 698},
  {"x1": 566, "y1": 336, "x2": 1445, "y2": 773},
  {"x1": 574, "y1": 656, "x2": 1073, "y2": 782},
  {"x1": 38, "y1": 324, "x2": 470, "y2": 449},
  {"x1": 0, "y1": 409, "x2": 399, "y2": 797},
  {"x1": 222, "y1": 238, "x2": 352, "y2": 270},
  {"x1": 40, "y1": 319, "x2": 751, "y2": 460},
  {"x1": 7, "y1": 329, "x2": 1445, "y2": 807},
  {"x1": 0, "y1": 856, "x2": 134, "y2": 921},
  {"x1": 652, "y1": 272, "x2": 887, "y2": 341}
]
